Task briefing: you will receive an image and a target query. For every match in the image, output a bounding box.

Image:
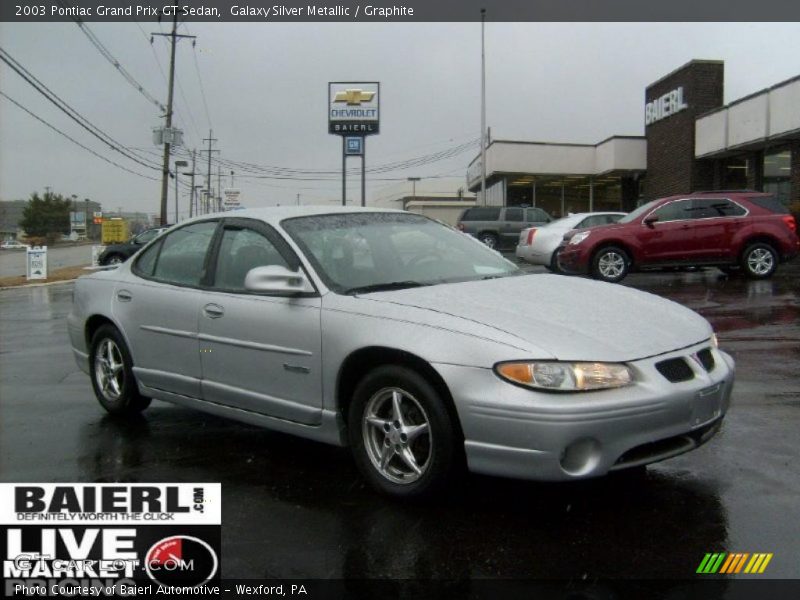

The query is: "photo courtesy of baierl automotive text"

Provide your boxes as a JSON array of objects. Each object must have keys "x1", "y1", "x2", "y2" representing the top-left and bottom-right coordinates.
[{"x1": 1, "y1": 0, "x2": 799, "y2": 598}]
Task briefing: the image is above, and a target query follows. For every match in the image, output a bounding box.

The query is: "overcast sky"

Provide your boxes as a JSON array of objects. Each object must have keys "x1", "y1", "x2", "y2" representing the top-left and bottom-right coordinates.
[{"x1": 1, "y1": 22, "x2": 799, "y2": 217}]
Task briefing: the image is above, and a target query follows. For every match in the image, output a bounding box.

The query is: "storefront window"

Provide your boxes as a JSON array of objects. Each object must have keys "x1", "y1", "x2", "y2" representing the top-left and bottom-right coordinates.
[
  {"x1": 763, "y1": 149, "x2": 791, "y2": 208},
  {"x1": 722, "y1": 156, "x2": 749, "y2": 189}
]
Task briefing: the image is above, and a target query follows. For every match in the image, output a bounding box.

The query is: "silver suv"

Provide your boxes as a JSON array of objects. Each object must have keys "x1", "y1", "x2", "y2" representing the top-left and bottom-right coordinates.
[{"x1": 457, "y1": 206, "x2": 552, "y2": 249}]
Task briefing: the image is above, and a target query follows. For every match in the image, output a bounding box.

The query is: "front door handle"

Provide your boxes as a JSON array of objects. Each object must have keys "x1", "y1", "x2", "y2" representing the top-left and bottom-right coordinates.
[
  {"x1": 203, "y1": 303, "x2": 224, "y2": 319},
  {"x1": 116, "y1": 290, "x2": 132, "y2": 302}
]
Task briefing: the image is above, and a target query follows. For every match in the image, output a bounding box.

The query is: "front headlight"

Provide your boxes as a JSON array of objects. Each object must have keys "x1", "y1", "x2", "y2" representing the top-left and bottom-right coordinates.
[
  {"x1": 495, "y1": 361, "x2": 632, "y2": 392},
  {"x1": 569, "y1": 231, "x2": 590, "y2": 245}
]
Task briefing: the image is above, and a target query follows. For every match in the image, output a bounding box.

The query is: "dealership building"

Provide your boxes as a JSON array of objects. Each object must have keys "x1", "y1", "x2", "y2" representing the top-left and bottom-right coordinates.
[{"x1": 467, "y1": 60, "x2": 800, "y2": 217}]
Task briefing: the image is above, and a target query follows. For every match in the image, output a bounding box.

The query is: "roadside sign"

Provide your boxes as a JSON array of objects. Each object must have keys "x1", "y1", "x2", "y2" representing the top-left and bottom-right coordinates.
[
  {"x1": 26, "y1": 246, "x2": 48, "y2": 280},
  {"x1": 223, "y1": 189, "x2": 241, "y2": 210},
  {"x1": 328, "y1": 82, "x2": 380, "y2": 136},
  {"x1": 91, "y1": 245, "x2": 106, "y2": 267}
]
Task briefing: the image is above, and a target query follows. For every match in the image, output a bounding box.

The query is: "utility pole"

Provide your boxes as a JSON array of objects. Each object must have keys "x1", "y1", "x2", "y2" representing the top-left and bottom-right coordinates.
[
  {"x1": 217, "y1": 166, "x2": 222, "y2": 212},
  {"x1": 201, "y1": 130, "x2": 219, "y2": 214},
  {"x1": 188, "y1": 149, "x2": 197, "y2": 218},
  {"x1": 153, "y1": 17, "x2": 195, "y2": 227},
  {"x1": 480, "y1": 7, "x2": 487, "y2": 207},
  {"x1": 296, "y1": 193, "x2": 300, "y2": 206}
]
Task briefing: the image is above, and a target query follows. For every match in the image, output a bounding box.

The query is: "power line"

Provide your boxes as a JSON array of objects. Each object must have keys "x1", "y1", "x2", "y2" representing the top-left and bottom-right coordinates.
[
  {"x1": 0, "y1": 47, "x2": 162, "y2": 172},
  {"x1": 188, "y1": 32, "x2": 213, "y2": 130},
  {"x1": 57, "y1": 0, "x2": 165, "y2": 112},
  {"x1": 0, "y1": 91, "x2": 160, "y2": 182}
]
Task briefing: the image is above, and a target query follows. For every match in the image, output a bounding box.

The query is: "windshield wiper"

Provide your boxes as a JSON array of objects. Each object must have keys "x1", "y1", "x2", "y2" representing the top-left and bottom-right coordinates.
[{"x1": 343, "y1": 281, "x2": 428, "y2": 295}]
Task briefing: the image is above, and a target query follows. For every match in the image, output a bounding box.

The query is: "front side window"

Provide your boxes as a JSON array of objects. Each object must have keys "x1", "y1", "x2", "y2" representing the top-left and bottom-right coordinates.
[
  {"x1": 283, "y1": 212, "x2": 519, "y2": 294},
  {"x1": 651, "y1": 200, "x2": 693, "y2": 222},
  {"x1": 213, "y1": 227, "x2": 290, "y2": 291},
  {"x1": 150, "y1": 221, "x2": 217, "y2": 286},
  {"x1": 526, "y1": 208, "x2": 549, "y2": 222}
]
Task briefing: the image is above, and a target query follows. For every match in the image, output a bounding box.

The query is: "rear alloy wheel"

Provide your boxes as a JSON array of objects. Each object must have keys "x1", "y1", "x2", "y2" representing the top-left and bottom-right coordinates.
[
  {"x1": 741, "y1": 243, "x2": 777, "y2": 279},
  {"x1": 591, "y1": 246, "x2": 630, "y2": 283},
  {"x1": 89, "y1": 324, "x2": 151, "y2": 416},
  {"x1": 479, "y1": 233, "x2": 498, "y2": 250},
  {"x1": 348, "y1": 365, "x2": 458, "y2": 498}
]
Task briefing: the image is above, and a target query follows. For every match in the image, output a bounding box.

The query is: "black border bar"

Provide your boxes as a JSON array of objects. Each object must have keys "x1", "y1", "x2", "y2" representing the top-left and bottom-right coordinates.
[{"x1": 3, "y1": 0, "x2": 800, "y2": 23}]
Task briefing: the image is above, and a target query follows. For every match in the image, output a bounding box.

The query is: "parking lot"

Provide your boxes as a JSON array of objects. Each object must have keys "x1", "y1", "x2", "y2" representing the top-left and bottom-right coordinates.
[{"x1": 1, "y1": 261, "x2": 798, "y2": 582}]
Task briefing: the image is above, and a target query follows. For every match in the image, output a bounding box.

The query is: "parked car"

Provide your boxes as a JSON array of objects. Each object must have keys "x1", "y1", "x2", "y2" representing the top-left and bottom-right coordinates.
[
  {"x1": 457, "y1": 206, "x2": 552, "y2": 249},
  {"x1": 0, "y1": 240, "x2": 28, "y2": 250},
  {"x1": 557, "y1": 191, "x2": 799, "y2": 283},
  {"x1": 98, "y1": 227, "x2": 168, "y2": 265},
  {"x1": 516, "y1": 212, "x2": 626, "y2": 271},
  {"x1": 68, "y1": 207, "x2": 733, "y2": 498}
]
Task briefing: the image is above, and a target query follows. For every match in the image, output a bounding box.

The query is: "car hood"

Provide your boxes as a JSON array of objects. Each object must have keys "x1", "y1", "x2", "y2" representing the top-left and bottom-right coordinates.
[{"x1": 359, "y1": 274, "x2": 712, "y2": 362}]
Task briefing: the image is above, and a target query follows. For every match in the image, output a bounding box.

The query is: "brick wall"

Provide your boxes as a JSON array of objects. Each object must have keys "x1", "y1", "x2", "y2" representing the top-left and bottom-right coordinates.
[{"x1": 644, "y1": 61, "x2": 724, "y2": 199}]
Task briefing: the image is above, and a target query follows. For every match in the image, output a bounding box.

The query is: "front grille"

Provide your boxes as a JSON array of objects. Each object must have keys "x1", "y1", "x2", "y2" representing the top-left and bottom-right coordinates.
[
  {"x1": 696, "y1": 348, "x2": 715, "y2": 372},
  {"x1": 655, "y1": 357, "x2": 694, "y2": 382}
]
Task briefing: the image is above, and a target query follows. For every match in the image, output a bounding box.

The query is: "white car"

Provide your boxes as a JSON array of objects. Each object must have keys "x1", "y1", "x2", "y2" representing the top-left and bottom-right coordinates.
[
  {"x1": 516, "y1": 212, "x2": 626, "y2": 271},
  {"x1": 0, "y1": 240, "x2": 28, "y2": 250}
]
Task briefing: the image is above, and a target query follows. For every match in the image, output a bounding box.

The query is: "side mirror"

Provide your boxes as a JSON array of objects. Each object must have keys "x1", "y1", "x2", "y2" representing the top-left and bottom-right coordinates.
[
  {"x1": 643, "y1": 215, "x2": 659, "y2": 227},
  {"x1": 244, "y1": 265, "x2": 314, "y2": 294}
]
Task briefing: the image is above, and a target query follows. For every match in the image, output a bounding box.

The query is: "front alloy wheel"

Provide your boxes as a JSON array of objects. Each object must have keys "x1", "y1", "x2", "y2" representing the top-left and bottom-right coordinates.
[
  {"x1": 592, "y1": 246, "x2": 630, "y2": 283},
  {"x1": 741, "y1": 243, "x2": 777, "y2": 279},
  {"x1": 362, "y1": 388, "x2": 431, "y2": 484},
  {"x1": 349, "y1": 365, "x2": 459, "y2": 498}
]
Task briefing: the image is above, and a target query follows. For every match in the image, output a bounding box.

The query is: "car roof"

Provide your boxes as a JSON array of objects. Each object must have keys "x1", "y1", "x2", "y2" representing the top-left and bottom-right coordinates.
[{"x1": 175, "y1": 205, "x2": 405, "y2": 228}]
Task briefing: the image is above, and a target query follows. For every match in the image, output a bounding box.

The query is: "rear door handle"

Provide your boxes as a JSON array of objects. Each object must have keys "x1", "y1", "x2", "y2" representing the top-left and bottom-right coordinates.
[
  {"x1": 116, "y1": 290, "x2": 132, "y2": 302},
  {"x1": 203, "y1": 303, "x2": 224, "y2": 319}
]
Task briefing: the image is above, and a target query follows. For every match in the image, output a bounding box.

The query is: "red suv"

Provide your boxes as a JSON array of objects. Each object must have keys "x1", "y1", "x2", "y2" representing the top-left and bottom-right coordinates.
[{"x1": 557, "y1": 191, "x2": 798, "y2": 283}]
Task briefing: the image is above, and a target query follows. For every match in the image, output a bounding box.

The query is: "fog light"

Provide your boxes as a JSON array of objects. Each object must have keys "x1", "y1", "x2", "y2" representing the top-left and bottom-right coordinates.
[{"x1": 560, "y1": 438, "x2": 601, "y2": 476}]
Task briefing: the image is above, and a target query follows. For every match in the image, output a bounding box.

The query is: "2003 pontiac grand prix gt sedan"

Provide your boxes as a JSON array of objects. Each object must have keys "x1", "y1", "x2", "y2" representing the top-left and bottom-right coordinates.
[{"x1": 68, "y1": 207, "x2": 734, "y2": 498}]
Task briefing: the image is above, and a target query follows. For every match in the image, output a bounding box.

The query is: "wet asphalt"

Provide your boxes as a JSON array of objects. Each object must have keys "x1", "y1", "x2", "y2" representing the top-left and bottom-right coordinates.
[{"x1": 0, "y1": 261, "x2": 798, "y2": 582}]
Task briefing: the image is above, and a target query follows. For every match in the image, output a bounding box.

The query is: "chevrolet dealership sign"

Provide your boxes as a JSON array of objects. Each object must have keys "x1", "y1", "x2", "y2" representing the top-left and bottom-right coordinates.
[{"x1": 329, "y1": 82, "x2": 380, "y2": 135}]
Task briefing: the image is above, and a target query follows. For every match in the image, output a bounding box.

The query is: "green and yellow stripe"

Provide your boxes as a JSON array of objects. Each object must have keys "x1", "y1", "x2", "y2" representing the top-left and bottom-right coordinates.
[{"x1": 697, "y1": 552, "x2": 773, "y2": 574}]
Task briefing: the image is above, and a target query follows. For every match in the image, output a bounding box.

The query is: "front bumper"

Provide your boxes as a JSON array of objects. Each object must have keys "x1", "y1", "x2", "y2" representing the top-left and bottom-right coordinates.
[
  {"x1": 556, "y1": 242, "x2": 592, "y2": 275},
  {"x1": 434, "y1": 342, "x2": 734, "y2": 481}
]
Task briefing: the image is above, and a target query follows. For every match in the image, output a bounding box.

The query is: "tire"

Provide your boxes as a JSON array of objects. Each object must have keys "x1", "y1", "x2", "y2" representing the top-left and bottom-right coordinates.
[
  {"x1": 348, "y1": 365, "x2": 459, "y2": 498},
  {"x1": 591, "y1": 246, "x2": 630, "y2": 283},
  {"x1": 740, "y1": 242, "x2": 778, "y2": 279},
  {"x1": 89, "y1": 324, "x2": 151, "y2": 416},
  {"x1": 478, "y1": 232, "x2": 498, "y2": 250},
  {"x1": 548, "y1": 248, "x2": 562, "y2": 274},
  {"x1": 102, "y1": 254, "x2": 124, "y2": 266}
]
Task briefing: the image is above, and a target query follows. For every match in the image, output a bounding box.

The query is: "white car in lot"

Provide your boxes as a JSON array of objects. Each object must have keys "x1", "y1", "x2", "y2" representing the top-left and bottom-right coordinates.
[
  {"x1": 0, "y1": 240, "x2": 28, "y2": 250},
  {"x1": 516, "y1": 212, "x2": 626, "y2": 271}
]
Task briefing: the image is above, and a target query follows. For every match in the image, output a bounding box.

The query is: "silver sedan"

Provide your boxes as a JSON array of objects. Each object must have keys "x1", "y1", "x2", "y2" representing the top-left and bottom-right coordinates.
[
  {"x1": 516, "y1": 212, "x2": 626, "y2": 271},
  {"x1": 68, "y1": 207, "x2": 734, "y2": 497}
]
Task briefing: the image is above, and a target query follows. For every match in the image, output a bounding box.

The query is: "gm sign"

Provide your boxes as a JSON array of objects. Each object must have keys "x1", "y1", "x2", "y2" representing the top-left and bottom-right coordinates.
[{"x1": 329, "y1": 82, "x2": 380, "y2": 135}]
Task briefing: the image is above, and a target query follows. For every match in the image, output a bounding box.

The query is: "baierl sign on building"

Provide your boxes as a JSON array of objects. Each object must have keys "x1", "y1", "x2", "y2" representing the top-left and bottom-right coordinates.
[{"x1": 645, "y1": 86, "x2": 688, "y2": 126}]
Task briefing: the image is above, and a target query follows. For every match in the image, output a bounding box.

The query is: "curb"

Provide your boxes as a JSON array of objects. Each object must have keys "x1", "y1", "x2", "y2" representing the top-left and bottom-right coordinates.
[{"x1": 0, "y1": 278, "x2": 78, "y2": 291}]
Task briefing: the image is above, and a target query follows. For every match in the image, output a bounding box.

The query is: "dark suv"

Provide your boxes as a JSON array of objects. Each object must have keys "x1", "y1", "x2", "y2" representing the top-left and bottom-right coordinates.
[
  {"x1": 557, "y1": 191, "x2": 798, "y2": 282},
  {"x1": 457, "y1": 206, "x2": 552, "y2": 249},
  {"x1": 98, "y1": 227, "x2": 168, "y2": 266}
]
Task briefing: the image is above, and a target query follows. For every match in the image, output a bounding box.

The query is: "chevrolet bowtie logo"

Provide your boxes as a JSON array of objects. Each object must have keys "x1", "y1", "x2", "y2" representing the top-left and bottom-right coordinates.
[{"x1": 334, "y1": 89, "x2": 376, "y2": 105}]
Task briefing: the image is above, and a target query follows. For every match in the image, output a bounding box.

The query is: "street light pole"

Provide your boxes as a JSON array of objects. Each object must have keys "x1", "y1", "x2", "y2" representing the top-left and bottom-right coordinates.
[{"x1": 480, "y1": 7, "x2": 487, "y2": 207}]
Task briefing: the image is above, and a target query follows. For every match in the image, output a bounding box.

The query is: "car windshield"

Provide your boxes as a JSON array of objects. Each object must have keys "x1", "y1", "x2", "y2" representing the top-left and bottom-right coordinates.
[
  {"x1": 618, "y1": 199, "x2": 660, "y2": 223},
  {"x1": 282, "y1": 212, "x2": 520, "y2": 294}
]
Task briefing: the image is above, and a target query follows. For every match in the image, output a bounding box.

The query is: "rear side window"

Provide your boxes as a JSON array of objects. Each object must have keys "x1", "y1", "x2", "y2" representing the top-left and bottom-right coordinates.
[
  {"x1": 504, "y1": 208, "x2": 524, "y2": 222},
  {"x1": 526, "y1": 208, "x2": 549, "y2": 222},
  {"x1": 461, "y1": 207, "x2": 501, "y2": 221},
  {"x1": 134, "y1": 239, "x2": 162, "y2": 277},
  {"x1": 749, "y1": 195, "x2": 790, "y2": 214},
  {"x1": 691, "y1": 199, "x2": 747, "y2": 218},
  {"x1": 152, "y1": 221, "x2": 218, "y2": 287}
]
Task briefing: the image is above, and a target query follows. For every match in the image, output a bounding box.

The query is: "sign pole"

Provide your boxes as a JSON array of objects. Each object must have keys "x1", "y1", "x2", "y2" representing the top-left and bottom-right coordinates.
[
  {"x1": 361, "y1": 136, "x2": 366, "y2": 207},
  {"x1": 342, "y1": 137, "x2": 347, "y2": 206}
]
